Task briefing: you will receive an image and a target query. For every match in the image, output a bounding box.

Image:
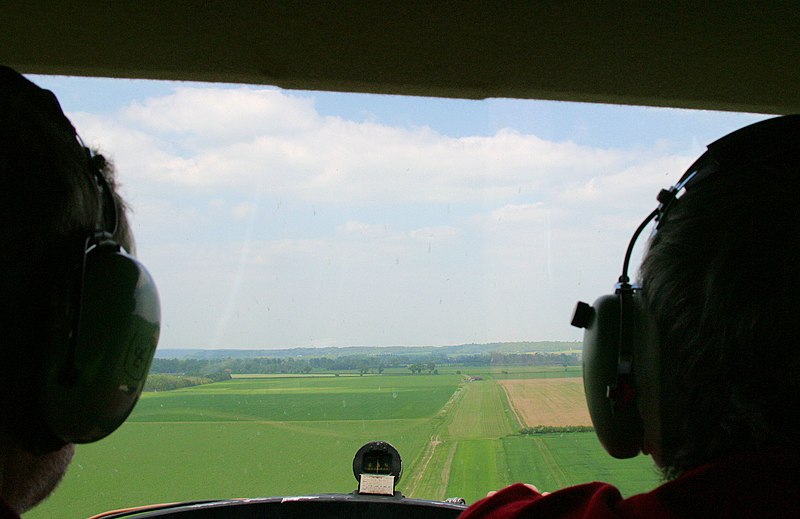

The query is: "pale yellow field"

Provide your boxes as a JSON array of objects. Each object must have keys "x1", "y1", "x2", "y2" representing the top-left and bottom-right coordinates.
[{"x1": 498, "y1": 378, "x2": 592, "y2": 426}]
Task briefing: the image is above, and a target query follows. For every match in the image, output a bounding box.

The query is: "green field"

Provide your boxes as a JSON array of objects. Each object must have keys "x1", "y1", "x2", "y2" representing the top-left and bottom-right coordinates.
[
  {"x1": 129, "y1": 375, "x2": 459, "y2": 422},
  {"x1": 503, "y1": 434, "x2": 660, "y2": 495},
  {"x1": 405, "y1": 370, "x2": 658, "y2": 503},
  {"x1": 29, "y1": 369, "x2": 661, "y2": 518}
]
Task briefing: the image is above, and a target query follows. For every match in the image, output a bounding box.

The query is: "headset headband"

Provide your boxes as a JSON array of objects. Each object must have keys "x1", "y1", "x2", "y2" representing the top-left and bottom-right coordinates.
[{"x1": 620, "y1": 115, "x2": 800, "y2": 285}]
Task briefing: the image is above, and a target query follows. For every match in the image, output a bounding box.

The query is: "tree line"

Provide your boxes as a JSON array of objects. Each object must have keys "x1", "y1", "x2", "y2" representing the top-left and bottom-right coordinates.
[
  {"x1": 144, "y1": 372, "x2": 231, "y2": 392},
  {"x1": 149, "y1": 351, "x2": 579, "y2": 377},
  {"x1": 520, "y1": 425, "x2": 594, "y2": 434}
]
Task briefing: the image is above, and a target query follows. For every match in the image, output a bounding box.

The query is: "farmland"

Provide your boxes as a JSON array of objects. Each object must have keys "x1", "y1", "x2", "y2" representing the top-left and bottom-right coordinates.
[
  {"x1": 499, "y1": 378, "x2": 592, "y2": 426},
  {"x1": 29, "y1": 366, "x2": 661, "y2": 518}
]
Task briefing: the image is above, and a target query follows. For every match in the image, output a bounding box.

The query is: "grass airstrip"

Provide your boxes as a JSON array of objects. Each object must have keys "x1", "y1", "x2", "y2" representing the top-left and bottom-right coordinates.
[{"x1": 29, "y1": 366, "x2": 661, "y2": 518}]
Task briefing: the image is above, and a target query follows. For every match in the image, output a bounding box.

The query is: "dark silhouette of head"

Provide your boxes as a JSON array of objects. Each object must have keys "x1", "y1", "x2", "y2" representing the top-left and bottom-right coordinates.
[
  {"x1": 0, "y1": 65, "x2": 132, "y2": 513},
  {"x1": 640, "y1": 121, "x2": 800, "y2": 478}
]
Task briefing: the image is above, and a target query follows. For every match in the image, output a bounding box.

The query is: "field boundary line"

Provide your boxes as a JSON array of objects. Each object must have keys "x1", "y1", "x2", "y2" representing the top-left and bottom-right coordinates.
[
  {"x1": 405, "y1": 381, "x2": 467, "y2": 497},
  {"x1": 533, "y1": 437, "x2": 569, "y2": 488},
  {"x1": 498, "y1": 382, "x2": 525, "y2": 430},
  {"x1": 126, "y1": 417, "x2": 431, "y2": 425},
  {"x1": 439, "y1": 441, "x2": 458, "y2": 497}
]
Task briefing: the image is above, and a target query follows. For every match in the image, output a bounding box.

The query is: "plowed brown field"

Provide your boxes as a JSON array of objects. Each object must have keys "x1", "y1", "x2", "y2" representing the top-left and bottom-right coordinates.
[{"x1": 498, "y1": 378, "x2": 592, "y2": 426}]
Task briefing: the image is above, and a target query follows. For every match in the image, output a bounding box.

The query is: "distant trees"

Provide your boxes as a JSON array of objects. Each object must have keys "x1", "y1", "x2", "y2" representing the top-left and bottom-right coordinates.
[
  {"x1": 144, "y1": 372, "x2": 231, "y2": 392},
  {"x1": 482, "y1": 352, "x2": 580, "y2": 367},
  {"x1": 151, "y1": 355, "x2": 398, "y2": 376},
  {"x1": 148, "y1": 350, "x2": 579, "y2": 377},
  {"x1": 408, "y1": 362, "x2": 437, "y2": 375},
  {"x1": 520, "y1": 425, "x2": 594, "y2": 434}
]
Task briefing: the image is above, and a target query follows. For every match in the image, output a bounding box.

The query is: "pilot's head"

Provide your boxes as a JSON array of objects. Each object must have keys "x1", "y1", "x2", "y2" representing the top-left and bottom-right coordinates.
[
  {"x1": 639, "y1": 116, "x2": 800, "y2": 478},
  {"x1": 0, "y1": 66, "x2": 134, "y2": 513},
  {"x1": 576, "y1": 115, "x2": 800, "y2": 480}
]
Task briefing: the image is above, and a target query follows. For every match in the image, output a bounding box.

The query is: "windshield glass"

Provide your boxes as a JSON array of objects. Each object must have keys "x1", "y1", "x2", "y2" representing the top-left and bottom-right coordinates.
[{"x1": 25, "y1": 76, "x2": 766, "y2": 518}]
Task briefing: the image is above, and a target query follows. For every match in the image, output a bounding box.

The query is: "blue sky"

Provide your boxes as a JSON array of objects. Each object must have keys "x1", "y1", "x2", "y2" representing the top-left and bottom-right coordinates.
[
  {"x1": 31, "y1": 74, "x2": 767, "y2": 350},
  {"x1": 35, "y1": 75, "x2": 762, "y2": 147}
]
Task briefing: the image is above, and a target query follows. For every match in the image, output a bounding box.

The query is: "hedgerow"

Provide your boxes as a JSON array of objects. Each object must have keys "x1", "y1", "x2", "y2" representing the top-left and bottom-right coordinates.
[{"x1": 520, "y1": 425, "x2": 594, "y2": 434}]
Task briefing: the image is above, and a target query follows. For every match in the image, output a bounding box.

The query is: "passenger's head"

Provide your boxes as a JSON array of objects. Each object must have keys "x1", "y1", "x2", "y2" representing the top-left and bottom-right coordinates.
[
  {"x1": 639, "y1": 116, "x2": 800, "y2": 478},
  {"x1": 0, "y1": 66, "x2": 133, "y2": 512}
]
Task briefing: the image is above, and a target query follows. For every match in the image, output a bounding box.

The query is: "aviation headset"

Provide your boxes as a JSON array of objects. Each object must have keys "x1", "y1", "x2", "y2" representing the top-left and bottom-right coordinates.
[
  {"x1": 571, "y1": 114, "x2": 800, "y2": 459},
  {"x1": 37, "y1": 145, "x2": 161, "y2": 446},
  {"x1": 0, "y1": 66, "x2": 160, "y2": 448}
]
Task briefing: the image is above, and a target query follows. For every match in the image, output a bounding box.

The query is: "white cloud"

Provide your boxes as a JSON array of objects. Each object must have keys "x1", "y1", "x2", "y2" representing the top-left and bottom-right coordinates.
[
  {"x1": 68, "y1": 88, "x2": 692, "y2": 210},
  {"x1": 408, "y1": 226, "x2": 461, "y2": 241},
  {"x1": 337, "y1": 221, "x2": 391, "y2": 239},
  {"x1": 61, "y1": 85, "x2": 718, "y2": 348},
  {"x1": 487, "y1": 203, "x2": 549, "y2": 224},
  {"x1": 231, "y1": 202, "x2": 257, "y2": 219},
  {"x1": 123, "y1": 87, "x2": 320, "y2": 143}
]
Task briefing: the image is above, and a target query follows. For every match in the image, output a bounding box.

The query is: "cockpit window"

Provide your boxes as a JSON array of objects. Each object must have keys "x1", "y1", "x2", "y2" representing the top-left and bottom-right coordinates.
[{"x1": 26, "y1": 75, "x2": 766, "y2": 518}]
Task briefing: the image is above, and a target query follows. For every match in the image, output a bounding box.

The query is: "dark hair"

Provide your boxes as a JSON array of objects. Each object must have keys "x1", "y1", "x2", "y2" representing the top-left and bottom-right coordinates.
[
  {"x1": 640, "y1": 157, "x2": 800, "y2": 479},
  {"x1": 0, "y1": 67, "x2": 131, "y2": 448}
]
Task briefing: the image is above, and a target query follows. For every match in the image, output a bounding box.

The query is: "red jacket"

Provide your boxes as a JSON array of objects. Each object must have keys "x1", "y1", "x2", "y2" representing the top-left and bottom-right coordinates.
[{"x1": 460, "y1": 450, "x2": 800, "y2": 518}]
